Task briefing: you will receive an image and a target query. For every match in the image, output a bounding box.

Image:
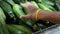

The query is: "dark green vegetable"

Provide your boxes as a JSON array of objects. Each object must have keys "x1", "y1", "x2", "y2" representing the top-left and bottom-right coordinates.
[
  {"x1": 0, "y1": 27, "x2": 6, "y2": 34},
  {"x1": 37, "y1": 23, "x2": 47, "y2": 29},
  {"x1": 55, "y1": 3, "x2": 60, "y2": 11},
  {"x1": 45, "y1": 5, "x2": 56, "y2": 11},
  {"x1": 0, "y1": 7, "x2": 6, "y2": 20},
  {"x1": 7, "y1": 25, "x2": 26, "y2": 34},
  {"x1": 11, "y1": 25, "x2": 32, "y2": 34},
  {"x1": 38, "y1": 3, "x2": 53, "y2": 12},
  {"x1": 55, "y1": 0, "x2": 60, "y2": 4},
  {"x1": 30, "y1": 1, "x2": 39, "y2": 8},
  {"x1": 4, "y1": 0, "x2": 15, "y2": 6},
  {"x1": 19, "y1": 0, "x2": 27, "y2": 3},
  {"x1": 13, "y1": 0, "x2": 27, "y2": 4},
  {"x1": 23, "y1": 7, "x2": 28, "y2": 14},
  {"x1": 39, "y1": 1, "x2": 56, "y2": 11},
  {"x1": 0, "y1": 14, "x2": 10, "y2": 34},
  {"x1": 0, "y1": 1, "x2": 16, "y2": 19},
  {"x1": 0, "y1": 21, "x2": 5, "y2": 34},
  {"x1": 41, "y1": 1, "x2": 54, "y2": 6}
]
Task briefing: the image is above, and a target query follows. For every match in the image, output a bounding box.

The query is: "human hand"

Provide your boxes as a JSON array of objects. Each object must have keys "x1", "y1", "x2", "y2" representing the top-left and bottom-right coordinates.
[
  {"x1": 20, "y1": 2, "x2": 38, "y2": 20},
  {"x1": 20, "y1": 2, "x2": 48, "y2": 21}
]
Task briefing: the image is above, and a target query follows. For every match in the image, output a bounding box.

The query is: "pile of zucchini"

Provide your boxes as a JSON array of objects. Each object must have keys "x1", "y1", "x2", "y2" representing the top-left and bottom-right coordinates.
[{"x1": 0, "y1": 0, "x2": 59, "y2": 34}]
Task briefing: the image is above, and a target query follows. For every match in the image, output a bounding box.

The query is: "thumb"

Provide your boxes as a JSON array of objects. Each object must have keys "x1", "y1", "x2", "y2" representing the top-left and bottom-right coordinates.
[
  {"x1": 21, "y1": 3, "x2": 29, "y2": 8},
  {"x1": 21, "y1": 3, "x2": 27, "y2": 7},
  {"x1": 20, "y1": 15, "x2": 30, "y2": 19}
]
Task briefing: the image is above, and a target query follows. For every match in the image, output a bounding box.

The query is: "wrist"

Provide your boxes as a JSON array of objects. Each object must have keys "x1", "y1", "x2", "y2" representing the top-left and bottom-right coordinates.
[
  {"x1": 31, "y1": 9, "x2": 39, "y2": 20},
  {"x1": 31, "y1": 10, "x2": 49, "y2": 21},
  {"x1": 38, "y1": 11, "x2": 50, "y2": 21}
]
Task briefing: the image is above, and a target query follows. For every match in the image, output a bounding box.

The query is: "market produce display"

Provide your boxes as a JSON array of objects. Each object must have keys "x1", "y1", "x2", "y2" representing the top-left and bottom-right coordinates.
[{"x1": 0, "y1": 0, "x2": 60, "y2": 34}]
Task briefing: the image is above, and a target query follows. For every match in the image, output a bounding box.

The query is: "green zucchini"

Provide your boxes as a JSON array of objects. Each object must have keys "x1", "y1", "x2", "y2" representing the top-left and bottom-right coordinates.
[
  {"x1": 13, "y1": 0, "x2": 27, "y2": 4},
  {"x1": 32, "y1": 24, "x2": 38, "y2": 31},
  {"x1": 0, "y1": 22, "x2": 5, "y2": 34},
  {"x1": 13, "y1": 4, "x2": 24, "y2": 17},
  {"x1": 38, "y1": 3, "x2": 53, "y2": 12},
  {"x1": 37, "y1": 23, "x2": 47, "y2": 29},
  {"x1": 36, "y1": 0, "x2": 48, "y2": 3},
  {"x1": 0, "y1": 1, "x2": 16, "y2": 19},
  {"x1": 30, "y1": 1, "x2": 39, "y2": 8},
  {"x1": 7, "y1": 25, "x2": 26, "y2": 34},
  {"x1": 4, "y1": 0, "x2": 15, "y2": 6},
  {"x1": 0, "y1": 27, "x2": 5, "y2": 34},
  {"x1": 12, "y1": 25, "x2": 32, "y2": 34},
  {"x1": 19, "y1": 0, "x2": 27, "y2": 3},
  {"x1": 35, "y1": 0, "x2": 42, "y2": 2},
  {"x1": 45, "y1": 5, "x2": 56, "y2": 11},
  {"x1": 0, "y1": 15, "x2": 10, "y2": 34},
  {"x1": 23, "y1": 7, "x2": 28, "y2": 14},
  {"x1": 0, "y1": 7, "x2": 6, "y2": 20},
  {"x1": 40, "y1": 1, "x2": 56, "y2": 11},
  {"x1": 41, "y1": 1, "x2": 54, "y2": 6},
  {"x1": 55, "y1": 0, "x2": 60, "y2": 4},
  {"x1": 13, "y1": 0, "x2": 21, "y2": 4}
]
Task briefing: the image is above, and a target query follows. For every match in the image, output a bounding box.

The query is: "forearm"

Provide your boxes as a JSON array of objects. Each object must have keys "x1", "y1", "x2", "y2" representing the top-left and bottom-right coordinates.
[
  {"x1": 47, "y1": 12, "x2": 60, "y2": 24},
  {"x1": 38, "y1": 11, "x2": 60, "y2": 24}
]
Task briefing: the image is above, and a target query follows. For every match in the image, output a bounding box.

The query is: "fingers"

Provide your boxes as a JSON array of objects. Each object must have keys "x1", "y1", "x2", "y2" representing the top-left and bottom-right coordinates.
[
  {"x1": 21, "y1": 3, "x2": 28, "y2": 8},
  {"x1": 20, "y1": 15, "x2": 30, "y2": 19},
  {"x1": 20, "y1": 2, "x2": 32, "y2": 8}
]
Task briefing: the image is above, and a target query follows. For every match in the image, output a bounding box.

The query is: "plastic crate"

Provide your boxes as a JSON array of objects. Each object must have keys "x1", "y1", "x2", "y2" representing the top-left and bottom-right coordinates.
[{"x1": 34, "y1": 24, "x2": 59, "y2": 34}]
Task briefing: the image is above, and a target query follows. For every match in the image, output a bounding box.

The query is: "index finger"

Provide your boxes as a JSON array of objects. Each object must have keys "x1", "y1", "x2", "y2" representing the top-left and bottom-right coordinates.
[{"x1": 20, "y1": 2, "x2": 32, "y2": 8}]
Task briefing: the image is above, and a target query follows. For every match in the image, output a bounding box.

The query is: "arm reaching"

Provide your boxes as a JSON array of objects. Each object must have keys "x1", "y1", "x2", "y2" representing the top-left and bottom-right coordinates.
[
  {"x1": 20, "y1": 2, "x2": 60, "y2": 24},
  {"x1": 43, "y1": 12, "x2": 60, "y2": 24}
]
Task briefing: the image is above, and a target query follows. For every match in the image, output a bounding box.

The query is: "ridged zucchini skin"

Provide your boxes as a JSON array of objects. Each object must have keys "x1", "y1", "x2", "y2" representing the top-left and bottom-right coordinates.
[
  {"x1": 0, "y1": 15, "x2": 10, "y2": 34},
  {"x1": 4, "y1": 0, "x2": 15, "y2": 6},
  {"x1": 0, "y1": 7, "x2": 6, "y2": 20},
  {"x1": 7, "y1": 25, "x2": 26, "y2": 34},
  {"x1": 38, "y1": 3, "x2": 53, "y2": 12},
  {"x1": 0, "y1": 1, "x2": 16, "y2": 19},
  {"x1": 11, "y1": 25, "x2": 32, "y2": 34},
  {"x1": 31, "y1": 1, "x2": 39, "y2": 8}
]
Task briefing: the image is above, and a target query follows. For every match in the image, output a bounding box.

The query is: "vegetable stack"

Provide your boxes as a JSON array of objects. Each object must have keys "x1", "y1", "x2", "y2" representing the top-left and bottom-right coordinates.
[{"x1": 0, "y1": 0, "x2": 59, "y2": 34}]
